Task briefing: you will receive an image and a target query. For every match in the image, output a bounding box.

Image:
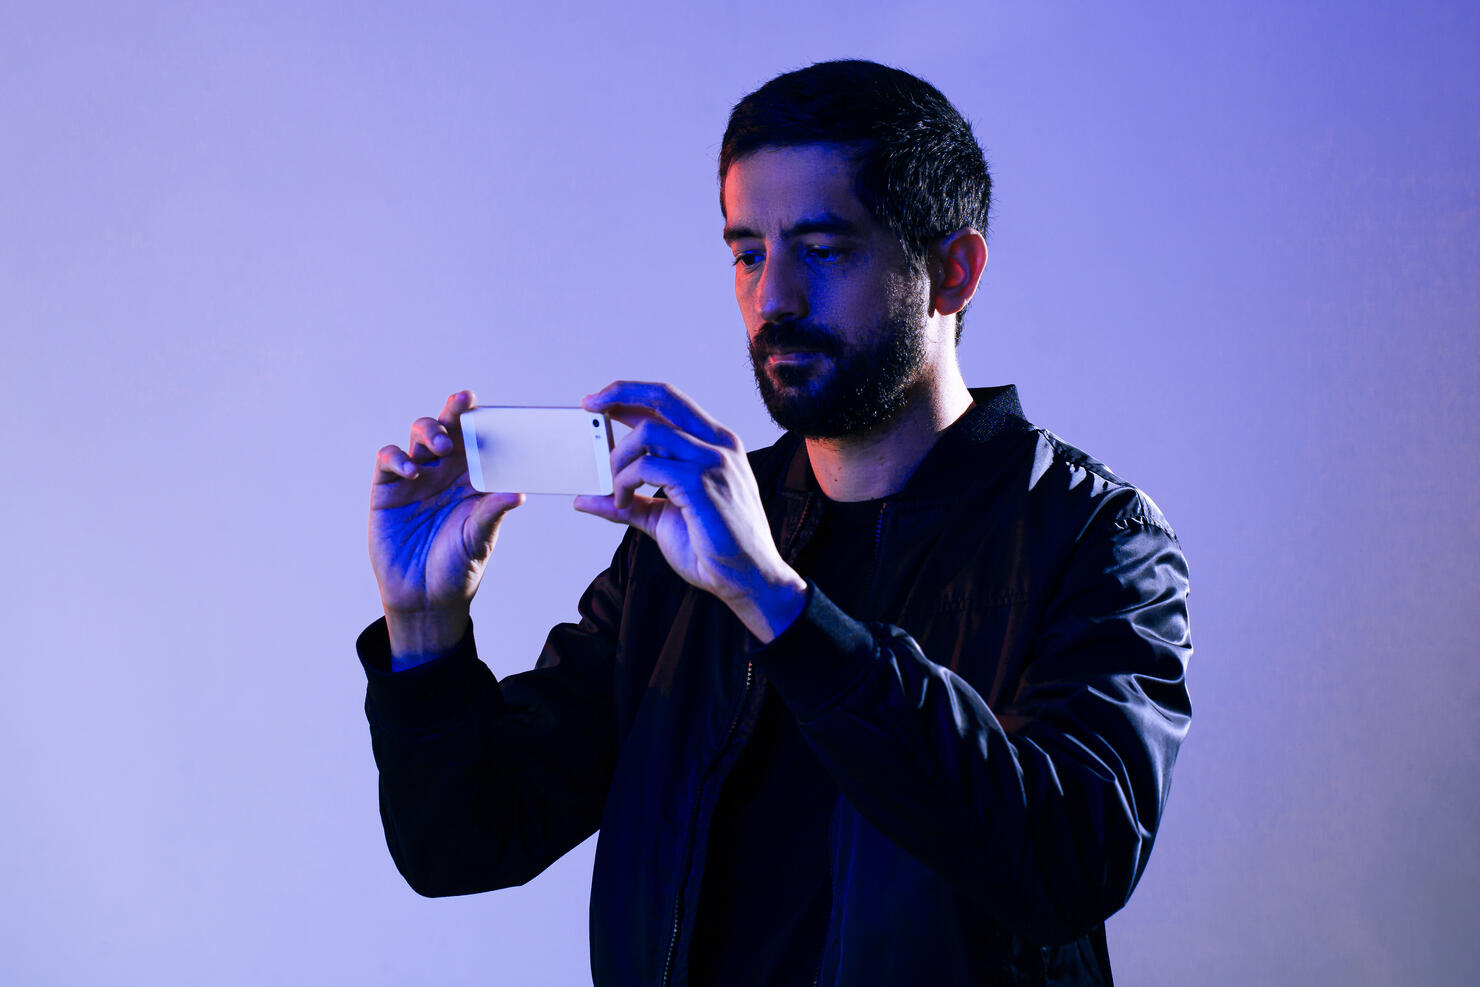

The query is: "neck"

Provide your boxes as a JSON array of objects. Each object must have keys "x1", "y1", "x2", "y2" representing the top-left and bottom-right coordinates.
[{"x1": 804, "y1": 370, "x2": 973, "y2": 502}]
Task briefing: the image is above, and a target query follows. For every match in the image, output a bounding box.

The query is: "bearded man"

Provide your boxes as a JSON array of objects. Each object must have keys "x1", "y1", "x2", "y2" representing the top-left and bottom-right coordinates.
[{"x1": 360, "y1": 59, "x2": 1193, "y2": 986}]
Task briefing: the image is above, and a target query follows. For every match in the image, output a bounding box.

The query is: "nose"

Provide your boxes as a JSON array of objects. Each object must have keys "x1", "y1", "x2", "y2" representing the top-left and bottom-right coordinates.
[{"x1": 757, "y1": 251, "x2": 807, "y2": 325}]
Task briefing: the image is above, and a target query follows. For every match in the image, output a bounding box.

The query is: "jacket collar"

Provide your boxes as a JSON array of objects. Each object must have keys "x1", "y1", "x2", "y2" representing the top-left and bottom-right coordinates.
[{"x1": 778, "y1": 384, "x2": 1032, "y2": 501}]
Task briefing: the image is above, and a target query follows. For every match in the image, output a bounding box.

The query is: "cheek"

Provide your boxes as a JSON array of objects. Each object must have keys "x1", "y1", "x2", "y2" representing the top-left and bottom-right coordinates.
[
  {"x1": 827, "y1": 277, "x2": 887, "y2": 328},
  {"x1": 731, "y1": 272, "x2": 747, "y2": 308},
  {"x1": 733, "y1": 283, "x2": 762, "y2": 334},
  {"x1": 883, "y1": 269, "x2": 928, "y2": 312},
  {"x1": 734, "y1": 281, "x2": 757, "y2": 323},
  {"x1": 800, "y1": 269, "x2": 839, "y2": 314}
]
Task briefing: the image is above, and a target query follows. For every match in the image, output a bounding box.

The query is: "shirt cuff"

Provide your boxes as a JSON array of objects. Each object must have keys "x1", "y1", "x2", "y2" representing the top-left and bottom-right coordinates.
[
  {"x1": 749, "y1": 583, "x2": 878, "y2": 722},
  {"x1": 357, "y1": 616, "x2": 502, "y2": 731}
]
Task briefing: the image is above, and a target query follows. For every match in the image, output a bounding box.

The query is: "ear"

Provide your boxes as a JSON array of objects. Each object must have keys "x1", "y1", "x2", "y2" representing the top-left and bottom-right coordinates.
[{"x1": 928, "y1": 228, "x2": 988, "y2": 318}]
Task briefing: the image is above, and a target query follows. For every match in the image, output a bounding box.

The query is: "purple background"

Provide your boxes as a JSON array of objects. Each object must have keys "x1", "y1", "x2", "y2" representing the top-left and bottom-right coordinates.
[{"x1": 3, "y1": 2, "x2": 1476, "y2": 983}]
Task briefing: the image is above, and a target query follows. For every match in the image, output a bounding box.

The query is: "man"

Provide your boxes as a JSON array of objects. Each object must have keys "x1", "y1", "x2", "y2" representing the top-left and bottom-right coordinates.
[{"x1": 361, "y1": 60, "x2": 1192, "y2": 986}]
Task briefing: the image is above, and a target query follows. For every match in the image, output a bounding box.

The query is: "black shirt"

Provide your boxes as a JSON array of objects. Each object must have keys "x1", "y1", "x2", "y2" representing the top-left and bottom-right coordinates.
[{"x1": 687, "y1": 495, "x2": 888, "y2": 986}]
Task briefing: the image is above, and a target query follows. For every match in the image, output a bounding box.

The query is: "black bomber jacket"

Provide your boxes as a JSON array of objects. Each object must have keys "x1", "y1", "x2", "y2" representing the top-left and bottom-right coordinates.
[{"x1": 359, "y1": 384, "x2": 1194, "y2": 986}]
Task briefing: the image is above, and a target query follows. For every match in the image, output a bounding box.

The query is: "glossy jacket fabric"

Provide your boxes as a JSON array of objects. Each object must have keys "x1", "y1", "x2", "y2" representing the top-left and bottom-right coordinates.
[{"x1": 358, "y1": 385, "x2": 1193, "y2": 986}]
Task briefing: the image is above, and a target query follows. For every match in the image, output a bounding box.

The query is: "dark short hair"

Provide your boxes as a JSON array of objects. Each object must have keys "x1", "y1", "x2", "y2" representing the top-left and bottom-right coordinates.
[{"x1": 720, "y1": 60, "x2": 991, "y2": 340}]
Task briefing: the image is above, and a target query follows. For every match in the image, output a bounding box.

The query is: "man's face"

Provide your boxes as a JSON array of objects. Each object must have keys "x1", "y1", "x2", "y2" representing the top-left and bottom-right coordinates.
[{"x1": 722, "y1": 145, "x2": 931, "y2": 438}]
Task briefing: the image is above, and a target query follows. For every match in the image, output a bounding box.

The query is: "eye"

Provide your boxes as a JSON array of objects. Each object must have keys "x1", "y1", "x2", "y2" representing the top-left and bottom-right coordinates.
[
  {"x1": 803, "y1": 243, "x2": 840, "y2": 261},
  {"x1": 731, "y1": 250, "x2": 762, "y2": 270}
]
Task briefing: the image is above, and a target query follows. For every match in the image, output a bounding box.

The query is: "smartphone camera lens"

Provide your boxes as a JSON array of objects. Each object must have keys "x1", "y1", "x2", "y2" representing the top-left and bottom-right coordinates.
[{"x1": 592, "y1": 418, "x2": 600, "y2": 427}]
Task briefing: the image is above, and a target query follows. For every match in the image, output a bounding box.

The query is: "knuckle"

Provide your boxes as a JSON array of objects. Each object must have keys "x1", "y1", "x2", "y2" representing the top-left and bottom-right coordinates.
[{"x1": 630, "y1": 420, "x2": 653, "y2": 443}]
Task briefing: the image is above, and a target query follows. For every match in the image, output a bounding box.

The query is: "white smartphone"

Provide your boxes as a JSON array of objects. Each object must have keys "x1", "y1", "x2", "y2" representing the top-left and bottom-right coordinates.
[{"x1": 459, "y1": 406, "x2": 615, "y2": 495}]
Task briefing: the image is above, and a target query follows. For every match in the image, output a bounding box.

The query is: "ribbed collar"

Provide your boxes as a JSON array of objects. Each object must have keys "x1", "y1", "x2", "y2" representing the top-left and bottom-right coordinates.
[{"x1": 779, "y1": 385, "x2": 1031, "y2": 500}]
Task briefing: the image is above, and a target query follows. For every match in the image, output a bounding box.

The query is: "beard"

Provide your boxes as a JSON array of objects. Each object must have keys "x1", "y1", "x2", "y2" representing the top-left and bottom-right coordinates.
[{"x1": 748, "y1": 309, "x2": 928, "y2": 439}]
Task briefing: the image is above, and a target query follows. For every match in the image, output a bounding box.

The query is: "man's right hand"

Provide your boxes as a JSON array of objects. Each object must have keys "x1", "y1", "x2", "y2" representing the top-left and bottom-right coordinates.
[{"x1": 370, "y1": 390, "x2": 524, "y2": 668}]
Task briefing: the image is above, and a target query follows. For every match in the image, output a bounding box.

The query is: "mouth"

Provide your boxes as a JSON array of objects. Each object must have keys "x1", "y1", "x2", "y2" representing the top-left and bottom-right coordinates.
[{"x1": 765, "y1": 350, "x2": 827, "y2": 366}]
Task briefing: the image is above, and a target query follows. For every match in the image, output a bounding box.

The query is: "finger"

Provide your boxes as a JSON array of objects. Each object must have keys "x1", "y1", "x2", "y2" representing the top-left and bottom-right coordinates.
[
  {"x1": 438, "y1": 389, "x2": 477, "y2": 428},
  {"x1": 464, "y1": 491, "x2": 525, "y2": 557},
  {"x1": 408, "y1": 416, "x2": 456, "y2": 461},
  {"x1": 584, "y1": 381, "x2": 730, "y2": 447},
  {"x1": 573, "y1": 491, "x2": 662, "y2": 535},
  {"x1": 436, "y1": 390, "x2": 479, "y2": 459},
  {"x1": 573, "y1": 492, "x2": 617, "y2": 520},
  {"x1": 374, "y1": 444, "x2": 419, "y2": 484},
  {"x1": 610, "y1": 419, "x2": 719, "y2": 479},
  {"x1": 610, "y1": 451, "x2": 694, "y2": 511}
]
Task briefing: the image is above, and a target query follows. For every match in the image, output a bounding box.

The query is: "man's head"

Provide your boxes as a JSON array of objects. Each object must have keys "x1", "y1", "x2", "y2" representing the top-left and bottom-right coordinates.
[
  {"x1": 719, "y1": 61, "x2": 990, "y2": 438},
  {"x1": 721, "y1": 60, "x2": 991, "y2": 342}
]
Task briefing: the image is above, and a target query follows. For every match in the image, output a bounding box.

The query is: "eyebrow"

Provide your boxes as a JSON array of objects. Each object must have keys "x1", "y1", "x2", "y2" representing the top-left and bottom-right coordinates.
[{"x1": 722, "y1": 211, "x2": 863, "y2": 244}]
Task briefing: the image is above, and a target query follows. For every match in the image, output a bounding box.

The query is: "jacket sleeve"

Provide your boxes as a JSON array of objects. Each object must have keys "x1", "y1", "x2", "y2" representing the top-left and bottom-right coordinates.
[
  {"x1": 358, "y1": 532, "x2": 634, "y2": 897},
  {"x1": 751, "y1": 488, "x2": 1192, "y2": 943}
]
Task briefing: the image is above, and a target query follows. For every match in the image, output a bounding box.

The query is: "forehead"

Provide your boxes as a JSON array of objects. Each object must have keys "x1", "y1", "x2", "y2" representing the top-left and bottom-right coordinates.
[{"x1": 721, "y1": 145, "x2": 874, "y2": 233}]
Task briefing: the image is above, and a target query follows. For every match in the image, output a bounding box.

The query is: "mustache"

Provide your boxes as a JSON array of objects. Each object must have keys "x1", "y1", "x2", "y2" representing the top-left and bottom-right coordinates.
[{"x1": 751, "y1": 320, "x2": 842, "y2": 356}]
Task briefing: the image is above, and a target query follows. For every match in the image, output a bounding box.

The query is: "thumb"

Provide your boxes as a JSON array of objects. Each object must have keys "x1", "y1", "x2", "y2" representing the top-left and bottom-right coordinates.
[
  {"x1": 465, "y1": 491, "x2": 525, "y2": 558},
  {"x1": 574, "y1": 493, "x2": 659, "y2": 539},
  {"x1": 573, "y1": 493, "x2": 627, "y2": 525}
]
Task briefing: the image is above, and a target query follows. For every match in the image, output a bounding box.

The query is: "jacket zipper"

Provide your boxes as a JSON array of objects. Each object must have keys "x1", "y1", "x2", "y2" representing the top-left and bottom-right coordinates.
[
  {"x1": 660, "y1": 494, "x2": 812, "y2": 985},
  {"x1": 660, "y1": 658, "x2": 755, "y2": 987},
  {"x1": 870, "y1": 500, "x2": 888, "y2": 594}
]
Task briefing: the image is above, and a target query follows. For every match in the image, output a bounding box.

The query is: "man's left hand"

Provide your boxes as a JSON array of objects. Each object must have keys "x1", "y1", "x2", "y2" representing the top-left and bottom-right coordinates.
[{"x1": 575, "y1": 381, "x2": 807, "y2": 643}]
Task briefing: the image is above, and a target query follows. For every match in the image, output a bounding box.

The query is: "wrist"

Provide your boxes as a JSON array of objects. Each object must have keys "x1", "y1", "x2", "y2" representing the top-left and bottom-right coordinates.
[
  {"x1": 725, "y1": 565, "x2": 808, "y2": 644},
  {"x1": 384, "y1": 608, "x2": 470, "y2": 671}
]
